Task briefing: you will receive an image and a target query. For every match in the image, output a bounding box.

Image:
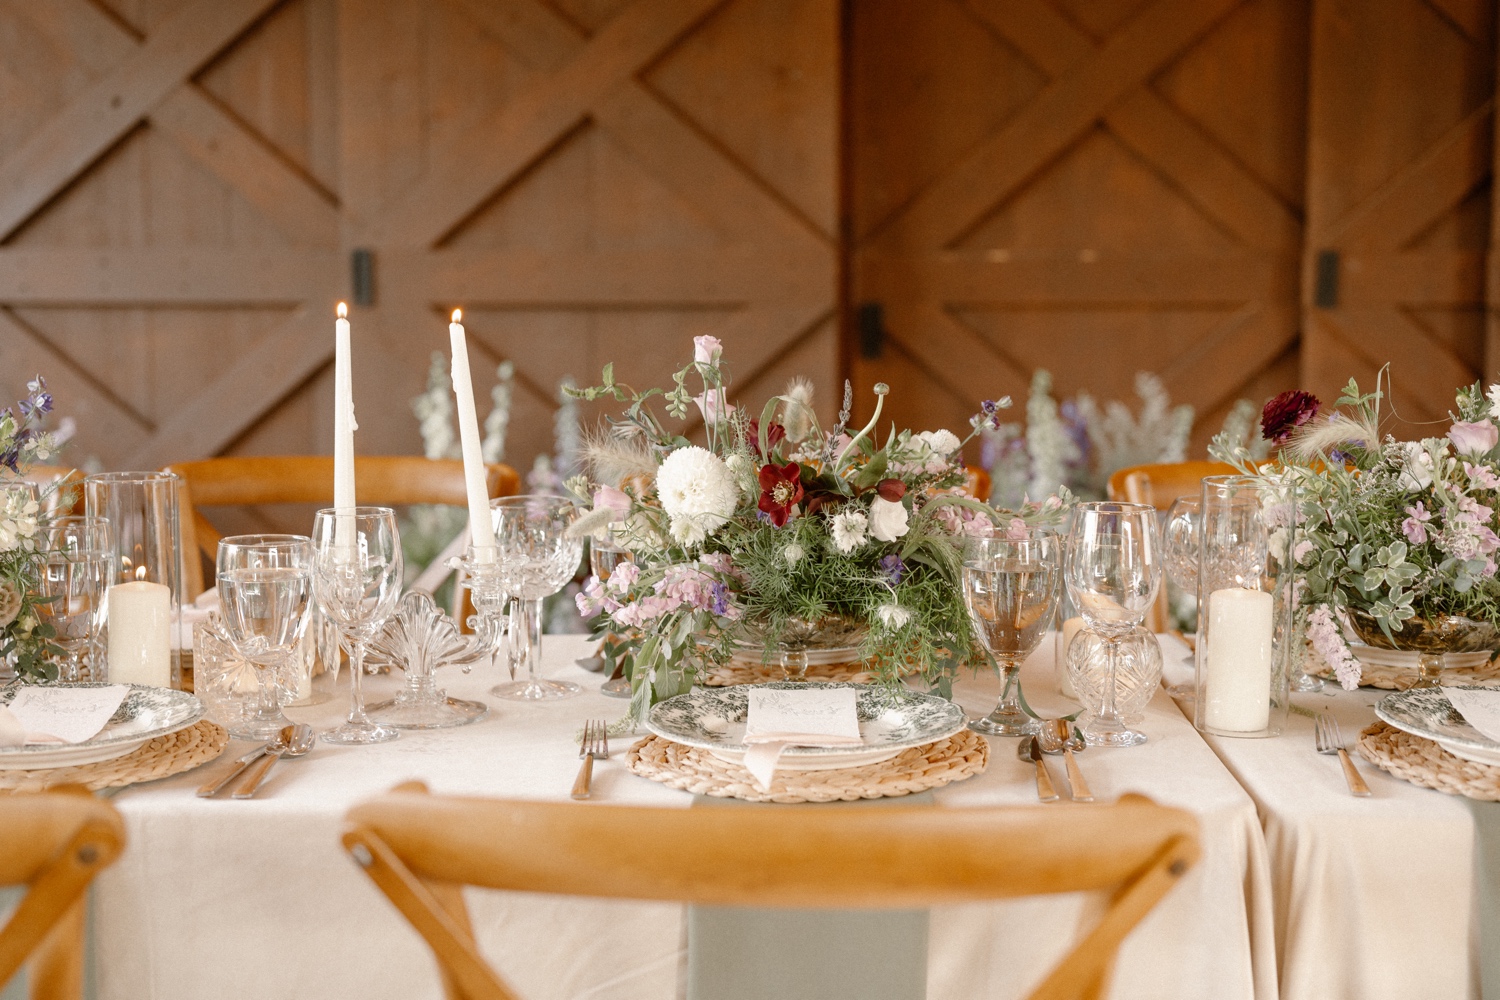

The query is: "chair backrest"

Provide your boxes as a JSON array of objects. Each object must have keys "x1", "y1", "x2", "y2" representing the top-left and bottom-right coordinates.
[
  {"x1": 1105, "y1": 461, "x2": 1237, "y2": 632},
  {"x1": 344, "y1": 784, "x2": 1199, "y2": 1000},
  {"x1": 0, "y1": 788, "x2": 125, "y2": 1000},
  {"x1": 164, "y1": 456, "x2": 521, "y2": 599}
]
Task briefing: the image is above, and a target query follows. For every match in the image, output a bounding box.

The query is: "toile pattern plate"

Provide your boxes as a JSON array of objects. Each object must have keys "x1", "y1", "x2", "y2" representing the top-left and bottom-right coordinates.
[
  {"x1": 0, "y1": 682, "x2": 204, "y2": 770},
  {"x1": 1376, "y1": 686, "x2": 1500, "y2": 766},
  {"x1": 645, "y1": 682, "x2": 965, "y2": 769}
]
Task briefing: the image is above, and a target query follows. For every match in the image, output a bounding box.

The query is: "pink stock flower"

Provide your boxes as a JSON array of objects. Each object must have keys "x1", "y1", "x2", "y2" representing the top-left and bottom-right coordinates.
[
  {"x1": 1402, "y1": 501, "x2": 1432, "y2": 545},
  {"x1": 1449, "y1": 420, "x2": 1499, "y2": 457},
  {"x1": 1004, "y1": 517, "x2": 1028, "y2": 540},
  {"x1": 1308, "y1": 605, "x2": 1361, "y2": 689},
  {"x1": 1467, "y1": 462, "x2": 1500, "y2": 490}
]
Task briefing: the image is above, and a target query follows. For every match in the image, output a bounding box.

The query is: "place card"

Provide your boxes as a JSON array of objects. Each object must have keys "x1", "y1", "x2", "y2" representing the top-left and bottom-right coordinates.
[
  {"x1": 1443, "y1": 687, "x2": 1500, "y2": 745},
  {"x1": 742, "y1": 687, "x2": 862, "y2": 790},
  {"x1": 2, "y1": 685, "x2": 129, "y2": 746}
]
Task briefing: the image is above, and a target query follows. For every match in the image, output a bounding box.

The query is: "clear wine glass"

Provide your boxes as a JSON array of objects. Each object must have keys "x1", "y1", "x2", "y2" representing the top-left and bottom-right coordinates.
[
  {"x1": 216, "y1": 534, "x2": 314, "y2": 740},
  {"x1": 1065, "y1": 502, "x2": 1161, "y2": 747},
  {"x1": 1160, "y1": 495, "x2": 1202, "y2": 698},
  {"x1": 35, "y1": 516, "x2": 114, "y2": 683},
  {"x1": 590, "y1": 536, "x2": 633, "y2": 698},
  {"x1": 489, "y1": 495, "x2": 584, "y2": 701},
  {"x1": 312, "y1": 507, "x2": 403, "y2": 743},
  {"x1": 962, "y1": 530, "x2": 1061, "y2": 737}
]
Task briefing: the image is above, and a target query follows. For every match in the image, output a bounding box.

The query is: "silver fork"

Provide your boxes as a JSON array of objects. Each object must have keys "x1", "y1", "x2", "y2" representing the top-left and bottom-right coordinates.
[
  {"x1": 1314, "y1": 713, "x2": 1371, "y2": 797},
  {"x1": 571, "y1": 720, "x2": 609, "y2": 800}
]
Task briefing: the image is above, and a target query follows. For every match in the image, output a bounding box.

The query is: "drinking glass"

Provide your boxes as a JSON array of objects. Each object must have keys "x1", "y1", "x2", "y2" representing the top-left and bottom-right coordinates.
[
  {"x1": 1160, "y1": 495, "x2": 1202, "y2": 698},
  {"x1": 1067, "y1": 625, "x2": 1162, "y2": 726},
  {"x1": 489, "y1": 495, "x2": 584, "y2": 701},
  {"x1": 961, "y1": 530, "x2": 1061, "y2": 736},
  {"x1": 35, "y1": 516, "x2": 114, "y2": 683},
  {"x1": 216, "y1": 535, "x2": 313, "y2": 740},
  {"x1": 312, "y1": 507, "x2": 403, "y2": 744},
  {"x1": 1065, "y1": 502, "x2": 1160, "y2": 747},
  {"x1": 590, "y1": 537, "x2": 633, "y2": 698}
]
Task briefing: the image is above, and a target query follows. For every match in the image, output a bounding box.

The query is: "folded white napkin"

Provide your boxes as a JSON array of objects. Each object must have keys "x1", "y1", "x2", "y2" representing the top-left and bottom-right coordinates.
[
  {"x1": 1444, "y1": 687, "x2": 1500, "y2": 744},
  {"x1": 0, "y1": 685, "x2": 129, "y2": 747},
  {"x1": 741, "y1": 688, "x2": 862, "y2": 789},
  {"x1": 178, "y1": 587, "x2": 219, "y2": 651}
]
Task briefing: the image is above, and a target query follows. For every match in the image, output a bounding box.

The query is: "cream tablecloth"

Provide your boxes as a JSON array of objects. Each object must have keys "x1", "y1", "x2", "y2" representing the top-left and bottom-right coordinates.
[
  {"x1": 1166, "y1": 635, "x2": 1480, "y2": 1000},
  {"x1": 92, "y1": 636, "x2": 1275, "y2": 1000}
]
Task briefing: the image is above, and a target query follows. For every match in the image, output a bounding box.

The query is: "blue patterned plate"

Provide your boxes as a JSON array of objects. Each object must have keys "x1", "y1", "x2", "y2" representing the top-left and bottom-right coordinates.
[
  {"x1": 646, "y1": 682, "x2": 965, "y2": 768},
  {"x1": 0, "y1": 683, "x2": 204, "y2": 770}
]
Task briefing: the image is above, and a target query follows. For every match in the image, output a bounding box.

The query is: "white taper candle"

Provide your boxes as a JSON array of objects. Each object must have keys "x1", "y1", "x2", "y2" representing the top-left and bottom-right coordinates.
[{"x1": 449, "y1": 309, "x2": 497, "y2": 561}]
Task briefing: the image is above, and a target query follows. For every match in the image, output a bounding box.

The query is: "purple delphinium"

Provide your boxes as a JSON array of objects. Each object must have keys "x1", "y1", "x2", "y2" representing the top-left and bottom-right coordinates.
[{"x1": 879, "y1": 553, "x2": 904, "y2": 585}]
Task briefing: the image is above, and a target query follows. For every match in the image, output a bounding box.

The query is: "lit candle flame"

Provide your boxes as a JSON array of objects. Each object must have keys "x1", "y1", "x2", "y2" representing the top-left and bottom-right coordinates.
[
  {"x1": 134, "y1": 565, "x2": 148, "y2": 581},
  {"x1": 337, "y1": 301, "x2": 348, "y2": 319},
  {"x1": 451, "y1": 308, "x2": 462, "y2": 323}
]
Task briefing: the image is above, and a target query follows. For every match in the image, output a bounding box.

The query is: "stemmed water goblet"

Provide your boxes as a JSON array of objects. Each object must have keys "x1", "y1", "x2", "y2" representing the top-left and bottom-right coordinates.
[
  {"x1": 1065, "y1": 502, "x2": 1161, "y2": 747},
  {"x1": 489, "y1": 495, "x2": 584, "y2": 701},
  {"x1": 1161, "y1": 495, "x2": 1202, "y2": 698},
  {"x1": 961, "y1": 530, "x2": 1061, "y2": 737},
  {"x1": 215, "y1": 535, "x2": 313, "y2": 740},
  {"x1": 312, "y1": 507, "x2": 403, "y2": 744},
  {"x1": 35, "y1": 516, "x2": 114, "y2": 683}
]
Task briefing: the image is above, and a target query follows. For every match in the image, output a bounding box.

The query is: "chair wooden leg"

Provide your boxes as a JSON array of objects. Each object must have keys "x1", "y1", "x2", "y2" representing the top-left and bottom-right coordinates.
[
  {"x1": 1025, "y1": 835, "x2": 1199, "y2": 1000},
  {"x1": 27, "y1": 898, "x2": 84, "y2": 1000}
]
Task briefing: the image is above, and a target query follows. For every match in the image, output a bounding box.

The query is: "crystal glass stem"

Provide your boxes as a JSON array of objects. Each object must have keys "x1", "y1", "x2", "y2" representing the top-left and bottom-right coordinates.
[
  {"x1": 971, "y1": 656, "x2": 1036, "y2": 736},
  {"x1": 1082, "y1": 634, "x2": 1148, "y2": 747},
  {"x1": 489, "y1": 597, "x2": 581, "y2": 700},
  {"x1": 1416, "y1": 652, "x2": 1444, "y2": 689},
  {"x1": 780, "y1": 647, "x2": 809, "y2": 681}
]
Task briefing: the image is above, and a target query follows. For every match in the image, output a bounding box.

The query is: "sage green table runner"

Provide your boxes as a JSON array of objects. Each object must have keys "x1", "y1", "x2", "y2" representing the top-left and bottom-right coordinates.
[{"x1": 687, "y1": 793, "x2": 932, "y2": 1000}]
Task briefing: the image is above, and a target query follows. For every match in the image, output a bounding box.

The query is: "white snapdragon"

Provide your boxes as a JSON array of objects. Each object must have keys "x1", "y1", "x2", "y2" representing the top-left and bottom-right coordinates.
[
  {"x1": 656, "y1": 446, "x2": 738, "y2": 547},
  {"x1": 829, "y1": 510, "x2": 869, "y2": 554}
]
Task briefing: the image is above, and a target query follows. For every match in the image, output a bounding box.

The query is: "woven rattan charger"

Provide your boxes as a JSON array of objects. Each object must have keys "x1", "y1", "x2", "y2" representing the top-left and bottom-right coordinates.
[
  {"x1": 0, "y1": 720, "x2": 227, "y2": 793},
  {"x1": 627, "y1": 728, "x2": 989, "y2": 803},
  {"x1": 1357, "y1": 721, "x2": 1500, "y2": 801}
]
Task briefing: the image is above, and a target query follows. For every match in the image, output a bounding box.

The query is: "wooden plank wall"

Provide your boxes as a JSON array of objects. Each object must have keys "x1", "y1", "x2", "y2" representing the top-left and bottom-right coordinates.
[{"x1": 0, "y1": 0, "x2": 1496, "y2": 485}]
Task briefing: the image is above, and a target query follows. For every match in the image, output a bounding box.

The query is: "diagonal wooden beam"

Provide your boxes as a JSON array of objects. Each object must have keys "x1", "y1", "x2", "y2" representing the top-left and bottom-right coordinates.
[
  {"x1": 364, "y1": 0, "x2": 722, "y2": 248},
  {"x1": 0, "y1": 249, "x2": 338, "y2": 304},
  {"x1": 880, "y1": 300, "x2": 1030, "y2": 407},
  {"x1": 449, "y1": 0, "x2": 829, "y2": 253},
  {"x1": 971, "y1": 0, "x2": 1297, "y2": 253},
  {"x1": 1317, "y1": 101, "x2": 1494, "y2": 251},
  {"x1": 10, "y1": 0, "x2": 338, "y2": 247},
  {"x1": 0, "y1": 0, "x2": 281, "y2": 242},
  {"x1": 124, "y1": 306, "x2": 334, "y2": 467},
  {"x1": 1158, "y1": 302, "x2": 1299, "y2": 416},
  {"x1": 873, "y1": 0, "x2": 1239, "y2": 253}
]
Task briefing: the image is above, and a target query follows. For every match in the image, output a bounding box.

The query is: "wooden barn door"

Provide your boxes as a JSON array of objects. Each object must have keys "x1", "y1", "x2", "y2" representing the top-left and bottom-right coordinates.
[
  {"x1": 1303, "y1": 0, "x2": 1496, "y2": 430},
  {"x1": 0, "y1": 0, "x2": 837, "y2": 490},
  {"x1": 847, "y1": 0, "x2": 1310, "y2": 450}
]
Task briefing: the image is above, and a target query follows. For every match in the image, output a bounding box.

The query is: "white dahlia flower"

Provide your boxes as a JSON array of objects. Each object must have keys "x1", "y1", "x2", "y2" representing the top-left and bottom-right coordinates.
[{"x1": 655, "y1": 446, "x2": 738, "y2": 546}]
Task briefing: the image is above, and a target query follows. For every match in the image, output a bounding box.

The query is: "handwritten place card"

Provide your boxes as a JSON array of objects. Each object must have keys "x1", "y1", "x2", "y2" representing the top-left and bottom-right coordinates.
[
  {"x1": 1444, "y1": 687, "x2": 1500, "y2": 745},
  {"x1": 2, "y1": 685, "x2": 130, "y2": 746},
  {"x1": 742, "y1": 688, "x2": 862, "y2": 790}
]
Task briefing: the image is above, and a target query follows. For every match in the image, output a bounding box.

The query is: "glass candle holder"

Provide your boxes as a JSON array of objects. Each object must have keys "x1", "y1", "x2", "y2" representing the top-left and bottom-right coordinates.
[
  {"x1": 84, "y1": 472, "x2": 185, "y2": 688},
  {"x1": 1193, "y1": 475, "x2": 1292, "y2": 738}
]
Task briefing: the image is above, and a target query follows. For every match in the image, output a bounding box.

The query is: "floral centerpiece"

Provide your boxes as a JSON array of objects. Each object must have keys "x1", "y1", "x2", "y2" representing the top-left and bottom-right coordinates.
[
  {"x1": 1214, "y1": 374, "x2": 1500, "y2": 688},
  {"x1": 564, "y1": 337, "x2": 1069, "y2": 719},
  {"x1": 0, "y1": 377, "x2": 66, "y2": 681}
]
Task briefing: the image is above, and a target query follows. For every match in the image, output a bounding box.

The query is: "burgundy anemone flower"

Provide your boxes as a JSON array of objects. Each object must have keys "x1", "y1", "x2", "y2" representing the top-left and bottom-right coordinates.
[
  {"x1": 746, "y1": 419, "x2": 787, "y2": 457},
  {"x1": 1261, "y1": 390, "x2": 1321, "y2": 445},
  {"x1": 757, "y1": 462, "x2": 804, "y2": 527}
]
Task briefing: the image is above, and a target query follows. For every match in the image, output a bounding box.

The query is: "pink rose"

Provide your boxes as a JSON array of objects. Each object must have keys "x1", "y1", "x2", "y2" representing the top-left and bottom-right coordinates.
[
  {"x1": 693, "y1": 391, "x2": 736, "y2": 424},
  {"x1": 593, "y1": 486, "x2": 631, "y2": 516},
  {"x1": 693, "y1": 335, "x2": 723, "y2": 365},
  {"x1": 1449, "y1": 420, "x2": 1499, "y2": 457}
]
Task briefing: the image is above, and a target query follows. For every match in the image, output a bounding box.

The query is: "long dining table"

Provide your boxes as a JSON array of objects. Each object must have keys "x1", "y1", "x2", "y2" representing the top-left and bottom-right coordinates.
[{"x1": 82, "y1": 635, "x2": 1276, "y2": 1000}]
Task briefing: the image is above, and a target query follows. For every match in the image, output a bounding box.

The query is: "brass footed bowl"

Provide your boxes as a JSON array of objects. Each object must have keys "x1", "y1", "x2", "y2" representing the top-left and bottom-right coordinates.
[{"x1": 1347, "y1": 611, "x2": 1500, "y2": 687}]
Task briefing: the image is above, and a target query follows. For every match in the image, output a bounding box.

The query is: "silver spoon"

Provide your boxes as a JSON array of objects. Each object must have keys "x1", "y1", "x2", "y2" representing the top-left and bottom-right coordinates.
[
  {"x1": 1041, "y1": 718, "x2": 1093, "y2": 802},
  {"x1": 233, "y1": 723, "x2": 315, "y2": 799},
  {"x1": 198, "y1": 725, "x2": 292, "y2": 798}
]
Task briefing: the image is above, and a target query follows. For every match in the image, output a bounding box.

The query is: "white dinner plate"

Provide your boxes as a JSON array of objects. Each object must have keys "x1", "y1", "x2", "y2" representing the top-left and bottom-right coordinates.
[
  {"x1": 1376, "y1": 686, "x2": 1500, "y2": 767},
  {"x1": 0, "y1": 683, "x2": 204, "y2": 770},
  {"x1": 645, "y1": 682, "x2": 966, "y2": 762}
]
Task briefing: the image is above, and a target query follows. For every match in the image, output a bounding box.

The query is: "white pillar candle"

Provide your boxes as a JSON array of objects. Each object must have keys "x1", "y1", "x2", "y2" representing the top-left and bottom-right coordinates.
[
  {"x1": 1058, "y1": 616, "x2": 1086, "y2": 699},
  {"x1": 1203, "y1": 587, "x2": 1274, "y2": 732},
  {"x1": 107, "y1": 581, "x2": 172, "y2": 687},
  {"x1": 333, "y1": 302, "x2": 357, "y2": 552},
  {"x1": 448, "y1": 309, "x2": 497, "y2": 562}
]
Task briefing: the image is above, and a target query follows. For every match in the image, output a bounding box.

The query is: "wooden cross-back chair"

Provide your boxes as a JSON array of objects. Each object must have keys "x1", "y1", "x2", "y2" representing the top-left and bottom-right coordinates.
[
  {"x1": 0, "y1": 787, "x2": 125, "y2": 1000},
  {"x1": 1106, "y1": 461, "x2": 1238, "y2": 632},
  {"x1": 344, "y1": 784, "x2": 1200, "y2": 1000},
  {"x1": 163, "y1": 456, "x2": 520, "y2": 601}
]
